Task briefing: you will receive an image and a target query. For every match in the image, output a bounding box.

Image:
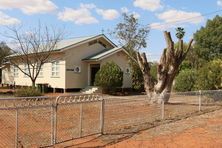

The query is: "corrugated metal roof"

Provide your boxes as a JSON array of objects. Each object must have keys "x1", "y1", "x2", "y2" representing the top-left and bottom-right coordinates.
[
  {"x1": 55, "y1": 35, "x2": 96, "y2": 50},
  {"x1": 6, "y1": 34, "x2": 116, "y2": 58},
  {"x1": 83, "y1": 47, "x2": 122, "y2": 61}
]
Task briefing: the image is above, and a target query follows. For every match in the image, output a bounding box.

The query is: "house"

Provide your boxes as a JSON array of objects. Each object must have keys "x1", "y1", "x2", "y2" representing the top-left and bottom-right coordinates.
[{"x1": 1, "y1": 34, "x2": 132, "y2": 92}]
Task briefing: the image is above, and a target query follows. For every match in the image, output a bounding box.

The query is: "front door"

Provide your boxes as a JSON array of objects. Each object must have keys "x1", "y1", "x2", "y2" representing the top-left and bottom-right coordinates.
[{"x1": 90, "y1": 64, "x2": 100, "y2": 86}]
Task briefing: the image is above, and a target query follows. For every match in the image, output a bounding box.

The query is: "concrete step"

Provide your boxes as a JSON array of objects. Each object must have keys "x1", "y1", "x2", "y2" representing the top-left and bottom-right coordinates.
[{"x1": 81, "y1": 86, "x2": 101, "y2": 94}]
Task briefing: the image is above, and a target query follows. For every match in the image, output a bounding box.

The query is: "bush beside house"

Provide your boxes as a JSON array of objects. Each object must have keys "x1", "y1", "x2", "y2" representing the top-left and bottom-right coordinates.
[
  {"x1": 94, "y1": 62, "x2": 123, "y2": 93},
  {"x1": 15, "y1": 87, "x2": 42, "y2": 97}
]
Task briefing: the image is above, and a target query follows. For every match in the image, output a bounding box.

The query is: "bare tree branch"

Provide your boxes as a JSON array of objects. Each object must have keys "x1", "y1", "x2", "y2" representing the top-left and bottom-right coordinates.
[{"x1": 4, "y1": 24, "x2": 63, "y2": 87}]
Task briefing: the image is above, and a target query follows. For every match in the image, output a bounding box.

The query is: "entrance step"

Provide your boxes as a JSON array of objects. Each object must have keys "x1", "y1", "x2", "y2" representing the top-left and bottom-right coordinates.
[{"x1": 81, "y1": 86, "x2": 101, "y2": 94}]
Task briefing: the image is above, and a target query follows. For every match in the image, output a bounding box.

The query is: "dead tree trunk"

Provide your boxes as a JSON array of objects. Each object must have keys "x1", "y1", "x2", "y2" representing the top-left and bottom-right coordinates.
[{"x1": 137, "y1": 31, "x2": 193, "y2": 103}]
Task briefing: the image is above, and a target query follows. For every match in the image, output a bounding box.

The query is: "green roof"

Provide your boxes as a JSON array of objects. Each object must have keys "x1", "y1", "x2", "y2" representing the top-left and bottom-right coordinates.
[{"x1": 83, "y1": 47, "x2": 123, "y2": 61}]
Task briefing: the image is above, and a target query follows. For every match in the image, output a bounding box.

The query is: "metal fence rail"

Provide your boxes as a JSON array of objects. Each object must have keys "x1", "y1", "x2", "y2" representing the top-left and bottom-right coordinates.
[
  {"x1": 0, "y1": 94, "x2": 103, "y2": 147},
  {"x1": 0, "y1": 90, "x2": 222, "y2": 147}
]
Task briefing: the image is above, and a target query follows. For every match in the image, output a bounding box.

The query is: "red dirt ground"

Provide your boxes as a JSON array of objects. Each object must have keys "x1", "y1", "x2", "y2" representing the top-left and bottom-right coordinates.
[
  {"x1": 54, "y1": 109, "x2": 222, "y2": 148},
  {"x1": 108, "y1": 111, "x2": 222, "y2": 148},
  {"x1": 0, "y1": 91, "x2": 221, "y2": 147}
]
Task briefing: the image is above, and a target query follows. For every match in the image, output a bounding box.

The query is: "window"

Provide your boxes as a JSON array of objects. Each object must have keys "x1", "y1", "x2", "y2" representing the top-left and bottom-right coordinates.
[
  {"x1": 51, "y1": 61, "x2": 59, "y2": 77},
  {"x1": 13, "y1": 66, "x2": 19, "y2": 78},
  {"x1": 38, "y1": 67, "x2": 43, "y2": 77},
  {"x1": 24, "y1": 64, "x2": 29, "y2": 78},
  {"x1": 37, "y1": 65, "x2": 43, "y2": 78}
]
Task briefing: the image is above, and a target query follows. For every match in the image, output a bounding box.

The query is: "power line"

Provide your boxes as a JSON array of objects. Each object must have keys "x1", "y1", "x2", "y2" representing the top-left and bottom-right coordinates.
[
  {"x1": 149, "y1": 9, "x2": 222, "y2": 29},
  {"x1": 1, "y1": 9, "x2": 222, "y2": 45}
]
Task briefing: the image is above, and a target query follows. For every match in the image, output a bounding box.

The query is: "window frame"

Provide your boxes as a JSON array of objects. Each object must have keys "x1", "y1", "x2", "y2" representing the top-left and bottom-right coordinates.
[
  {"x1": 23, "y1": 64, "x2": 29, "y2": 78},
  {"x1": 51, "y1": 61, "x2": 60, "y2": 78},
  {"x1": 13, "y1": 66, "x2": 19, "y2": 78},
  {"x1": 37, "y1": 65, "x2": 44, "y2": 78}
]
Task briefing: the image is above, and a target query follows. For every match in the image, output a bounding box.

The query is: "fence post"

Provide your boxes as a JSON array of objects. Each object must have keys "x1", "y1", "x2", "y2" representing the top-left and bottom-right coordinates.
[
  {"x1": 51, "y1": 104, "x2": 57, "y2": 145},
  {"x1": 100, "y1": 98, "x2": 105, "y2": 134},
  {"x1": 199, "y1": 90, "x2": 202, "y2": 112},
  {"x1": 161, "y1": 100, "x2": 165, "y2": 120},
  {"x1": 15, "y1": 109, "x2": 18, "y2": 148},
  {"x1": 51, "y1": 104, "x2": 54, "y2": 145},
  {"x1": 79, "y1": 103, "x2": 83, "y2": 137}
]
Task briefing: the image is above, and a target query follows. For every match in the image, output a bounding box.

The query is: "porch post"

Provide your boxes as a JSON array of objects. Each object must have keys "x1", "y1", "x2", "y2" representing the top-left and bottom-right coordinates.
[{"x1": 87, "y1": 63, "x2": 90, "y2": 86}]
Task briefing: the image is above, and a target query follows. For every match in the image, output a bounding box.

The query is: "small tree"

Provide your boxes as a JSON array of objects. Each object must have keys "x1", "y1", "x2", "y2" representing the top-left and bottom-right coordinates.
[
  {"x1": 0, "y1": 42, "x2": 11, "y2": 83},
  {"x1": 111, "y1": 13, "x2": 149, "y2": 91},
  {"x1": 5, "y1": 24, "x2": 63, "y2": 87},
  {"x1": 195, "y1": 59, "x2": 222, "y2": 90},
  {"x1": 0, "y1": 42, "x2": 11, "y2": 65},
  {"x1": 131, "y1": 64, "x2": 144, "y2": 91},
  {"x1": 174, "y1": 69, "x2": 196, "y2": 92},
  {"x1": 94, "y1": 62, "x2": 123, "y2": 92}
]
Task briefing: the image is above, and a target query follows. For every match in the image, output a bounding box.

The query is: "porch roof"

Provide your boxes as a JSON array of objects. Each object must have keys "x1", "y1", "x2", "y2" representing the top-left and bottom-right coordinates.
[{"x1": 82, "y1": 47, "x2": 125, "y2": 61}]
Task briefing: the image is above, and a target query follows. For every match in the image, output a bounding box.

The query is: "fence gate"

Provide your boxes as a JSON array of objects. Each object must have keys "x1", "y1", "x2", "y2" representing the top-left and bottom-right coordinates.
[{"x1": 53, "y1": 94, "x2": 103, "y2": 144}]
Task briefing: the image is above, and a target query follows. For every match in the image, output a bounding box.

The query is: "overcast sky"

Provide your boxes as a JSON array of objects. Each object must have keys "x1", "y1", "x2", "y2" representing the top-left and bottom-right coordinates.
[{"x1": 0, "y1": 0, "x2": 222, "y2": 61}]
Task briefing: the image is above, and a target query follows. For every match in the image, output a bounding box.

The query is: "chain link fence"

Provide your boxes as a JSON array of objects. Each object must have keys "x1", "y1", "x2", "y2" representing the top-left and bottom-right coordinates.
[
  {"x1": 103, "y1": 97, "x2": 161, "y2": 134},
  {"x1": 0, "y1": 94, "x2": 102, "y2": 147},
  {"x1": 0, "y1": 90, "x2": 222, "y2": 147},
  {"x1": 163, "y1": 90, "x2": 222, "y2": 121}
]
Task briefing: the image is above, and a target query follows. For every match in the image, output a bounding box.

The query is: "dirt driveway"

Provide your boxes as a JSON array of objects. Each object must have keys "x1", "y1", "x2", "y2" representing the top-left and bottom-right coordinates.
[{"x1": 54, "y1": 109, "x2": 222, "y2": 148}]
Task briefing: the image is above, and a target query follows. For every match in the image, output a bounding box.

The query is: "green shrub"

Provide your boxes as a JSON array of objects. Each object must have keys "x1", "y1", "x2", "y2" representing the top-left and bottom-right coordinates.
[
  {"x1": 131, "y1": 63, "x2": 144, "y2": 91},
  {"x1": 131, "y1": 62, "x2": 157, "y2": 92},
  {"x1": 94, "y1": 62, "x2": 123, "y2": 92},
  {"x1": 174, "y1": 69, "x2": 197, "y2": 92},
  {"x1": 150, "y1": 62, "x2": 158, "y2": 83},
  {"x1": 15, "y1": 87, "x2": 42, "y2": 97},
  {"x1": 195, "y1": 59, "x2": 222, "y2": 90}
]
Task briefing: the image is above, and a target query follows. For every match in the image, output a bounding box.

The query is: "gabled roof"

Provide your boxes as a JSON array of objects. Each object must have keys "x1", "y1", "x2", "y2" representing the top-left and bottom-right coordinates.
[
  {"x1": 56, "y1": 36, "x2": 96, "y2": 50},
  {"x1": 83, "y1": 47, "x2": 129, "y2": 61},
  {"x1": 55, "y1": 34, "x2": 117, "y2": 51},
  {"x1": 6, "y1": 34, "x2": 117, "y2": 58}
]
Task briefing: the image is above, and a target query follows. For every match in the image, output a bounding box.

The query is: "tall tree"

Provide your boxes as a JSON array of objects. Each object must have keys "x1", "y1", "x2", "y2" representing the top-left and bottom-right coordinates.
[
  {"x1": 137, "y1": 28, "x2": 193, "y2": 103},
  {"x1": 4, "y1": 24, "x2": 63, "y2": 87},
  {"x1": 194, "y1": 15, "x2": 222, "y2": 63},
  {"x1": 113, "y1": 13, "x2": 193, "y2": 103},
  {"x1": 113, "y1": 14, "x2": 193, "y2": 103},
  {"x1": 111, "y1": 13, "x2": 149, "y2": 91}
]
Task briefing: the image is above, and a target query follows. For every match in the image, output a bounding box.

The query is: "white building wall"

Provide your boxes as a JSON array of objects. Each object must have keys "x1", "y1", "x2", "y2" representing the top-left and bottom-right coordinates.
[
  {"x1": 64, "y1": 43, "x2": 106, "y2": 89},
  {"x1": 1, "y1": 66, "x2": 14, "y2": 85},
  {"x1": 2, "y1": 43, "x2": 132, "y2": 89},
  {"x1": 2, "y1": 60, "x2": 66, "y2": 89}
]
